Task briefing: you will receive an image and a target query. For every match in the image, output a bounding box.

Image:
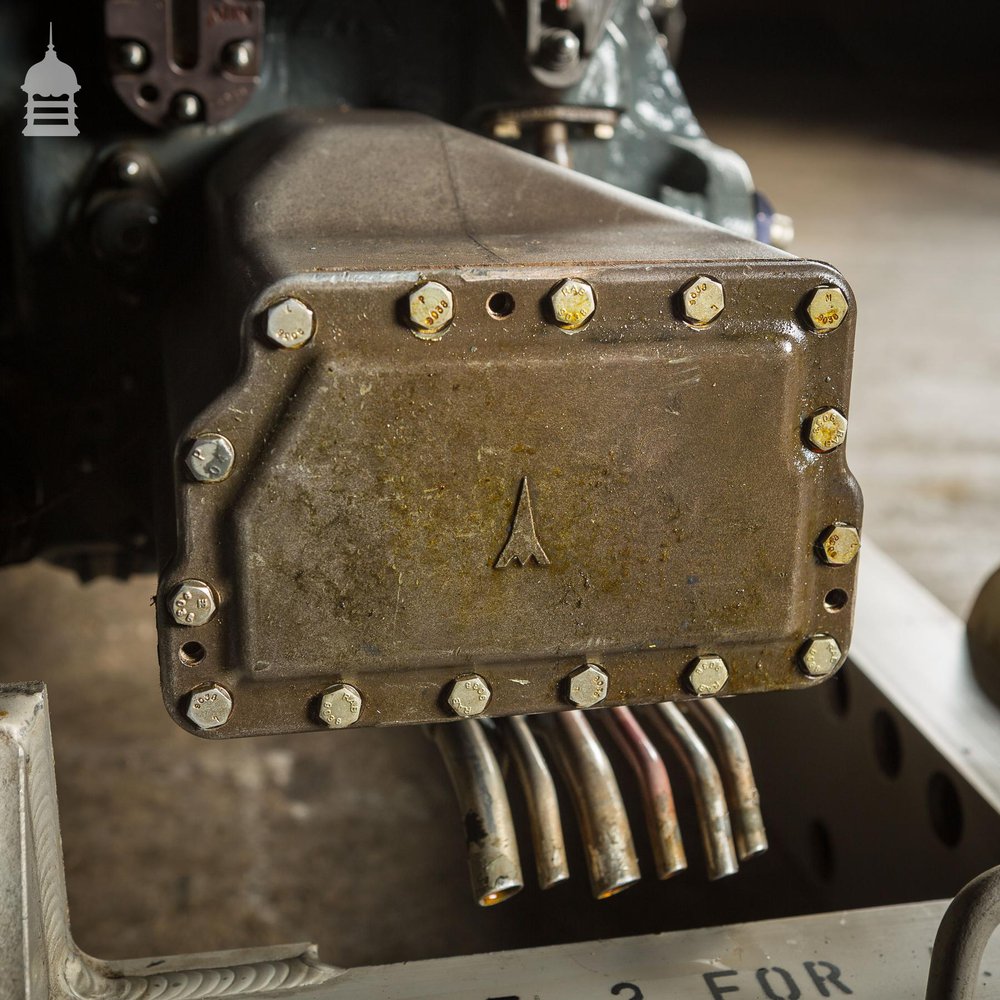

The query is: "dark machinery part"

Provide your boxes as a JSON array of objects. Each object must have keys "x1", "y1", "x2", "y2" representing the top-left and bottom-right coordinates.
[
  {"x1": 2, "y1": 0, "x2": 856, "y2": 916},
  {"x1": 0, "y1": 0, "x2": 766, "y2": 579},
  {"x1": 154, "y1": 111, "x2": 858, "y2": 737},
  {"x1": 105, "y1": 0, "x2": 265, "y2": 127},
  {"x1": 0, "y1": 2, "x2": 857, "y2": 739}
]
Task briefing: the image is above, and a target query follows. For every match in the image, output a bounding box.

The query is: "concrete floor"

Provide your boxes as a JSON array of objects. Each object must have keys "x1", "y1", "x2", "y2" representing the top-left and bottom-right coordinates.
[{"x1": 1, "y1": 117, "x2": 998, "y2": 967}]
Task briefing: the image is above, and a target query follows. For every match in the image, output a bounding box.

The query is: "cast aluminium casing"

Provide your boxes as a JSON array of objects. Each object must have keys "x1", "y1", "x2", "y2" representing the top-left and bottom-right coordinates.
[{"x1": 156, "y1": 111, "x2": 861, "y2": 738}]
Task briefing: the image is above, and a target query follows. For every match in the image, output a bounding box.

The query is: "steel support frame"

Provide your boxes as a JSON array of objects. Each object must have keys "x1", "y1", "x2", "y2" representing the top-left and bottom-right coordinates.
[{"x1": 5, "y1": 541, "x2": 1000, "y2": 999}]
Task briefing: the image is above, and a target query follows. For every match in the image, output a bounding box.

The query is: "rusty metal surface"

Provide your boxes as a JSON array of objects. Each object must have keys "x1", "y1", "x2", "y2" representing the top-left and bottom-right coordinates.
[
  {"x1": 538, "y1": 711, "x2": 641, "y2": 899},
  {"x1": 684, "y1": 698, "x2": 768, "y2": 861},
  {"x1": 428, "y1": 721, "x2": 524, "y2": 907},
  {"x1": 156, "y1": 111, "x2": 860, "y2": 738},
  {"x1": 646, "y1": 702, "x2": 740, "y2": 880},
  {"x1": 602, "y1": 707, "x2": 687, "y2": 879},
  {"x1": 501, "y1": 716, "x2": 570, "y2": 890}
]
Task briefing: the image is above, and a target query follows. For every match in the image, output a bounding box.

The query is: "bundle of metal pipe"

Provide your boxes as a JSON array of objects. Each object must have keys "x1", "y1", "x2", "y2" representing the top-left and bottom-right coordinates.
[{"x1": 429, "y1": 698, "x2": 767, "y2": 906}]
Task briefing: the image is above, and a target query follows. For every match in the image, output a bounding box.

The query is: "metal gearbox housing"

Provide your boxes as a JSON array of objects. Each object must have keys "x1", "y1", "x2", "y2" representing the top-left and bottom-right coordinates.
[{"x1": 156, "y1": 112, "x2": 861, "y2": 738}]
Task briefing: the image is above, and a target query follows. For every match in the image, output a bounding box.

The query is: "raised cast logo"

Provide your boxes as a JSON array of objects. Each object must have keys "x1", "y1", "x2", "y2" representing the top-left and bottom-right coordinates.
[{"x1": 495, "y1": 477, "x2": 550, "y2": 569}]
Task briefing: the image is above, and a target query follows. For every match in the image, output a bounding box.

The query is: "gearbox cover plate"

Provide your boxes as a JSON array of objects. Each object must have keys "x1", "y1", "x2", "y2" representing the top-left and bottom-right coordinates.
[{"x1": 157, "y1": 112, "x2": 861, "y2": 736}]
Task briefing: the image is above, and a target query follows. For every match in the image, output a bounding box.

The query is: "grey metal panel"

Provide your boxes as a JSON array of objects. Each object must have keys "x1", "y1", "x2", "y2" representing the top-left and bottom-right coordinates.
[{"x1": 852, "y1": 542, "x2": 1000, "y2": 815}]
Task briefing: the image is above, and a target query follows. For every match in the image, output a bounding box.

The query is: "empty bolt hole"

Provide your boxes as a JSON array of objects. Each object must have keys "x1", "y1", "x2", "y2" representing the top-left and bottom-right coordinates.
[
  {"x1": 808, "y1": 819, "x2": 835, "y2": 882},
  {"x1": 824, "y1": 588, "x2": 849, "y2": 612},
  {"x1": 138, "y1": 83, "x2": 159, "y2": 104},
  {"x1": 928, "y1": 772, "x2": 963, "y2": 848},
  {"x1": 872, "y1": 709, "x2": 903, "y2": 779},
  {"x1": 486, "y1": 291, "x2": 515, "y2": 319},
  {"x1": 179, "y1": 641, "x2": 206, "y2": 666}
]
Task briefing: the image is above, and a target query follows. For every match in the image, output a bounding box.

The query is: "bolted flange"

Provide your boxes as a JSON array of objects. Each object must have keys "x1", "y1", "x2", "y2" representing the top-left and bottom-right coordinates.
[
  {"x1": 799, "y1": 635, "x2": 844, "y2": 677},
  {"x1": 318, "y1": 683, "x2": 363, "y2": 728},
  {"x1": 804, "y1": 286, "x2": 849, "y2": 333},
  {"x1": 806, "y1": 408, "x2": 848, "y2": 453},
  {"x1": 266, "y1": 297, "x2": 315, "y2": 349},
  {"x1": 169, "y1": 580, "x2": 217, "y2": 627},
  {"x1": 566, "y1": 663, "x2": 609, "y2": 708},
  {"x1": 817, "y1": 523, "x2": 861, "y2": 566},
  {"x1": 685, "y1": 655, "x2": 729, "y2": 696},
  {"x1": 446, "y1": 674, "x2": 492, "y2": 717},
  {"x1": 186, "y1": 683, "x2": 233, "y2": 730},
  {"x1": 185, "y1": 433, "x2": 235, "y2": 483}
]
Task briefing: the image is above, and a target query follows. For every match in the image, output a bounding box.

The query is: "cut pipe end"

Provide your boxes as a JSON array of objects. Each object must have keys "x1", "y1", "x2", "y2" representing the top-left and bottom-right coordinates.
[
  {"x1": 478, "y1": 879, "x2": 523, "y2": 907},
  {"x1": 595, "y1": 875, "x2": 641, "y2": 900}
]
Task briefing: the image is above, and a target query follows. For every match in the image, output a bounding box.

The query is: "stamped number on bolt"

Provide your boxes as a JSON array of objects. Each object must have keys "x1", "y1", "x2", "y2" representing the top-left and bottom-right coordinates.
[{"x1": 416, "y1": 293, "x2": 449, "y2": 328}]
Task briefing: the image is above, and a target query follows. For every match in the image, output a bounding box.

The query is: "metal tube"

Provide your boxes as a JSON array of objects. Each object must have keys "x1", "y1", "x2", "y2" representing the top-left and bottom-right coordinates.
[
  {"x1": 602, "y1": 707, "x2": 687, "y2": 879},
  {"x1": 538, "y1": 120, "x2": 572, "y2": 168},
  {"x1": 501, "y1": 716, "x2": 570, "y2": 889},
  {"x1": 429, "y1": 720, "x2": 524, "y2": 907},
  {"x1": 647, "y1": 702, "x2": 739, "y2": 880},
  {"x1": 539, "y1": 710, "x2": 641, "y2": 899},
  {"x1": 684, "y1": 699, "x2": 768, "y2": 861},
  {"x1": 926, "y1": 864, "x2": 1000, "y2": 1000}
]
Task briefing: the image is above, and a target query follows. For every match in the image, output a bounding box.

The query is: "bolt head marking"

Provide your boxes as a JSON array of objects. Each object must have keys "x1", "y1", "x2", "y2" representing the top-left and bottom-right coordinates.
[
  {"x1": 408, "y1": 281, "x2": 454, "y2": 338},
  {"x1": 681, "y1": 276, "x2": 725, "y2": 326},
  {"x1": 266, "y1": 297, "x2": 315, "y2": 349},
  {"x1": 319, "y1": 684, "x2": 363, "y2": 728},
  {"x1": 806, "y1": 409, "x2": 848, "y2": 453},
  {"x1": 446, "y1": 674, "x2": 492, "y2": 717},
  {"x1": 169, "y1": 580, "x2": 217, "y2": 627},
  {"x1": 185, "y1": 433, "x2": 236, "y2": 482},
  {"x1": 186, "y1": 684, "x2": 233, "y2": 729},
  {"x1": 566, "y1": 663, "x2": 609, "y2": 707},
  {"x1": 817, "y1": 523, "x2": 861, "y2": 566},
  {"x1": 549, "y1": 278, "x2": 596, "y2": 331},
  {"x1": 799, "y1": 634, "x2": 844, "y2": 677},
  {"x1": 685, "y1": 654, "x2": 729, "y2": 696},
  {"x1": 805, "y1": 286, "x2": 849, "y2": 332}
]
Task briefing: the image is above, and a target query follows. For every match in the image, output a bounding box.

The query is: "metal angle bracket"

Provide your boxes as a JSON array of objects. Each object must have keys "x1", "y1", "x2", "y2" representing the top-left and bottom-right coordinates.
[{"x1": 0, "y1": 682, "x2": 338, "y2": 998}]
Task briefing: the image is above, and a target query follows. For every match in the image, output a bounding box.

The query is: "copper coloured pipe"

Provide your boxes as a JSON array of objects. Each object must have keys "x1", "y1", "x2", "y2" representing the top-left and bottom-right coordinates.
[
  {"x1": 429, "y1": 720, "x2": 524, "y2": 907},
  {"x1": 647, "y1": 703, "x2": 739, "y2": 880},
  {"x1": 684, "y1": 699, "x2": 768, "y2": 861},
  {"x1": 539, "y1": 711, "x2": 640, "y2": 899},
  {"x1": 502, "y1": 716, "x2": 570, "y2": 889},
  {"x1": 602, "y1": 707, "x2": 687, "y2": 879}
]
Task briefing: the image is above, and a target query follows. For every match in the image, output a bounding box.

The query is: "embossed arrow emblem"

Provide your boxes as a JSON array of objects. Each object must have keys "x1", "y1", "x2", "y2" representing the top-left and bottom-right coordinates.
[{"x1": 495, "y1": 476, "x2": 550, "y2": 569}]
